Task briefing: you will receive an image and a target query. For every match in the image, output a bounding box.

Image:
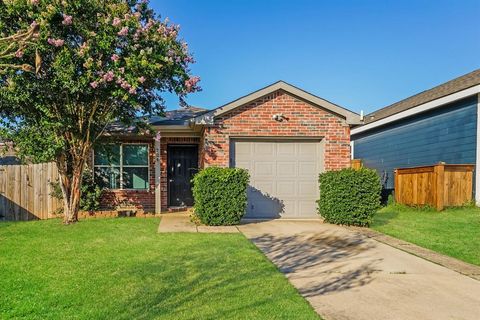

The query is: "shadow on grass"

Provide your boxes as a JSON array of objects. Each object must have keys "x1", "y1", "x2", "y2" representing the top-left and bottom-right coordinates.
[
  {"x1": 249, "y1": 232, "x2": 380, "y2": 297},
  {"x1": 371, "y1": 206, "x2": 400, "y2": 227}
]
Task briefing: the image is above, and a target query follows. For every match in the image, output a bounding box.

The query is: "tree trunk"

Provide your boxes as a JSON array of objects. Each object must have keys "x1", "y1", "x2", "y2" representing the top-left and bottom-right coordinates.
[{"x1": 56, "y1": 146, "x2": 90, "y2": 224}]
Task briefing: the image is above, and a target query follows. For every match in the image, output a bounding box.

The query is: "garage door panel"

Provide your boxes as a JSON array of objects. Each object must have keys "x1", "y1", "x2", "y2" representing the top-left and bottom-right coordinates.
[
  {"x1": 254, "y1": 161, "x2": 275, "y2": 176},
  {"x1": 254, "y1": 142, "x2": 275, "y2": 156},
  {"x1": 299, "y1": 162, "x2": 316, "y2": 176},
  {"x1": 299, "y1": 143, "x2": 318, "y2": 155},
  {"x1": 253, "y1": 180, "x2": 275, "y2": 195},
  {"x1": 277, "y1": 143, "x2": 296, "y2": 156},
  {"x1": 234, "y1": 143, "x2": 252, "y2": 157},
  {"x1": 276, "y1": 181, "x2": 296, "y2": 197},
  {"x1": 235, "y1": 161, "x2": 251, "y2": 171},
  {"x1": 298, "y1": 201, "x2": 317, "y2": 217},
  {"x1": 282, "y1": 200, "x2": 296, "y2": 216},
  {"x1": 277, "y1": 162, "x2": 297, "y2": 176},
  {"x1": 299, "y1": 181, "x2": 318, "y2": 197},
  {"x1": 232, "y1": 140, "x2": 323, "y2": 219}
]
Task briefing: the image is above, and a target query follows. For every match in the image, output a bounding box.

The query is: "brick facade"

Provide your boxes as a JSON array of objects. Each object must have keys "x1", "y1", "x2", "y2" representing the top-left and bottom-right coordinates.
[
  {"x1": 202, "y1": 90, "x2": 351, "y2": 170},
  {"x1": 99, "y1": 137, "x2": 200, "y2": 212},
  {"x1": 99, "y1": 90, "x2": 351, "y2": 211}
]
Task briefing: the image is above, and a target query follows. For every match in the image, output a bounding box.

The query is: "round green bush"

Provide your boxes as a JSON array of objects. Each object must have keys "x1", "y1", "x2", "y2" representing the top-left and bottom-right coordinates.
[
  {"x1": 192, "y1": 167, "x2": 250, "y2": 226},
  {"x1": 317, "y1": 168, "x2": 381, "y2": 226}
]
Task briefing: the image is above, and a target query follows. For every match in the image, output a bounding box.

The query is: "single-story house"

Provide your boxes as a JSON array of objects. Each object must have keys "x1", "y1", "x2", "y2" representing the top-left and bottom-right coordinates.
[
  {"x1": 96, "y1": 81, "x2": 361, "y2": 218},
  {"x1": 351, "y1": 69, "x2": 480, "y2": 202}
]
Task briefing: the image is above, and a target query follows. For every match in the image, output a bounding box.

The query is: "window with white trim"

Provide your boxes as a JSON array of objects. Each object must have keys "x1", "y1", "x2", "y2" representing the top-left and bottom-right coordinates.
[{"x1": 94, "y1": 144, "x2": 149, "y2": 190}]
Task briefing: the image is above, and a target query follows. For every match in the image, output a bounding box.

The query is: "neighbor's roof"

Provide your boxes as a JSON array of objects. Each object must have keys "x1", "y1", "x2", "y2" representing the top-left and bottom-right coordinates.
[
  {"x1": 195, "y1": 81, "x2": 362, "y2": 125},
  {"x1": 365, "y1": 69, "x2": 480, "y2": 124}
]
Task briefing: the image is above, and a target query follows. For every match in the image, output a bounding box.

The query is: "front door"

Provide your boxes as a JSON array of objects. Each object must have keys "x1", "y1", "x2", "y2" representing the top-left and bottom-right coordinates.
[{"x1": 167, "y1": 145, "x2": 198, "y2": 207}]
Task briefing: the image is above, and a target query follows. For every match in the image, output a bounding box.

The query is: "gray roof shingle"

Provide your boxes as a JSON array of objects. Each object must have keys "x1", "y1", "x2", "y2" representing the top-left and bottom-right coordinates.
[{"x1": 365, "y1": 69, "x2": 480, "y2": 124}]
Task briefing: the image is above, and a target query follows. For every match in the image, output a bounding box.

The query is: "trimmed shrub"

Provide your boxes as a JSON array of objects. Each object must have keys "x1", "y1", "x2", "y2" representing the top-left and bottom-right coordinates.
[
  {"x1": 192, "y1": 167, "x2": 249, "y2": 226},
  {"x1": 317, "y1": 168, "x2": 381, "y2": 226}
]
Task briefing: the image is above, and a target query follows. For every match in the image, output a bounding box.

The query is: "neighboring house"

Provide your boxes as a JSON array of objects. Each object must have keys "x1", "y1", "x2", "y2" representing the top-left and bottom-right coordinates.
[
  {"x1": 96, "y1": 81, "x2": 361, "y2": 218},
  {"x1": 351, "y1": 69, "x2": 480, "y2": 202},
  {"x1": 0, "y1": 141, "x2": 21, "y2": 165}
]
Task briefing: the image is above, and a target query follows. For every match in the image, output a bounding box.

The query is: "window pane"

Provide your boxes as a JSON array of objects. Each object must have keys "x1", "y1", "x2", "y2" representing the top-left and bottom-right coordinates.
[
  {"x1": 94, "y1": 167, "x2": 120, "y2": 189},
  {"x1": 94, "y1": 144, "x2": 120, "y2": 166},
  {"x1": 122, "y1": 167, "x2": 149, "y2": 189},
  {"x1": 122, "y1": 145, "x2": 148, "y2": 165}
]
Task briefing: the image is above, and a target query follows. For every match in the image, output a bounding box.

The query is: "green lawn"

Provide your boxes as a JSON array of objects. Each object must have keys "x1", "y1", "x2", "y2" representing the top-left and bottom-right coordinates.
[
  {"x1": 372, "y1": 205, "x2": 480, "y2": 266},
  {"x1": 0, "y1": 218, "x2": 318, "y2": 320}
]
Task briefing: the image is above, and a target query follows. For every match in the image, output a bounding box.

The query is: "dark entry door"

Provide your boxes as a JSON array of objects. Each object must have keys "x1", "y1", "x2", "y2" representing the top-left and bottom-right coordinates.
[{"x1": 167, "y1": 145, "x2": 198, "y2": 207}]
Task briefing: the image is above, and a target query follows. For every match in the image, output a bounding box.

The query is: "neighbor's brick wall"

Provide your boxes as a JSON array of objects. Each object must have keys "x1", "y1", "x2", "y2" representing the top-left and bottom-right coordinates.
[
  {"x1": 99, "y1": 138, "x2": 156, "y2": 212},
  {"x1": 202, "y1": 90, "x2": 351, "y2": 170}
]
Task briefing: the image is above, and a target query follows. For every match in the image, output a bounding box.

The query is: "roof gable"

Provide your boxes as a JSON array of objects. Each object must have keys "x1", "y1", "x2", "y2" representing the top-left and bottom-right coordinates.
[{"x1": 195, "y1": 81, "x2": 361, "y2": 125}]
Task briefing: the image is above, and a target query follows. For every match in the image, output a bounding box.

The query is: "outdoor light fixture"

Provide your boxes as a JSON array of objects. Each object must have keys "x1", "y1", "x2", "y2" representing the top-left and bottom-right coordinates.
[{"x1": 272, "y1": 113, "x2": 285, "y2": 122}]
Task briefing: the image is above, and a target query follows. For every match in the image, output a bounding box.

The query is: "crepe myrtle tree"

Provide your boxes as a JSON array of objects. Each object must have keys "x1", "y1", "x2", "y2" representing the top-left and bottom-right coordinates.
[{"x1": 0, "y1": 0, "x2": 200, "y2": 223}]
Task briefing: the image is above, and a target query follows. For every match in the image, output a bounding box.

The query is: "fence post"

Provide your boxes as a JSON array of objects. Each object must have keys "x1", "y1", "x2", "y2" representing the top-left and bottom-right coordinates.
[
  {"x1": 351, "y1": 159, "x2": 362, "y2": 170},
  {"x1": 434, "y1": 162, "x2": 445, "y2": 211},
  {"x1": 394, "y1": 169, "x2": 399, "y2": 203}
]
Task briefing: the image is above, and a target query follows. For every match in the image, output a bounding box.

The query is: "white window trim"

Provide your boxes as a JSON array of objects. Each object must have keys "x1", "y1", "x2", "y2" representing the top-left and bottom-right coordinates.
[{"x1": 93, "y1": 143, "x2": 150, "y2": 191}]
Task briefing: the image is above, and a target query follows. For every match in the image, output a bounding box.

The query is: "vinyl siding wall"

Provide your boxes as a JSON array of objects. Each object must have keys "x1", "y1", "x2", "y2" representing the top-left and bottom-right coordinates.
[{"x1": 352, "y1": 96, "x2": 477, "y2": 192}]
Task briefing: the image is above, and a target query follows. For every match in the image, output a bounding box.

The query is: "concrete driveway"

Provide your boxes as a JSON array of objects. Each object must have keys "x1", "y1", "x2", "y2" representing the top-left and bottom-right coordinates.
[{"x1": 238, "y1": 220, "x2": 480, "y2": 320}]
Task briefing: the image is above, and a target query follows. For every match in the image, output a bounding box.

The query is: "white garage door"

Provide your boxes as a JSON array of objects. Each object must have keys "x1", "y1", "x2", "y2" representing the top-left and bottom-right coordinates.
[{"x1": 231, "y1": 139, "x2": 324, "y2": 218}]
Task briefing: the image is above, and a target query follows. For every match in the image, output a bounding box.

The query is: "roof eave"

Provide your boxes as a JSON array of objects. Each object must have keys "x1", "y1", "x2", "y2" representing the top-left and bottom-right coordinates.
[{"x1": 194, "y1": 81, "x2": 361, "y2": 126}]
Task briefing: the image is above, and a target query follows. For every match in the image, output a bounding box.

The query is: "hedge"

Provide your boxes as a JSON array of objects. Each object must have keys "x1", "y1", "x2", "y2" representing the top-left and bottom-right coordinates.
[
  {"x1": 192, "y1": 167, "x2": 250, "y2": 226},
  {"x1": 317, "y1": 168, "x2": 381, "y2": 226}
]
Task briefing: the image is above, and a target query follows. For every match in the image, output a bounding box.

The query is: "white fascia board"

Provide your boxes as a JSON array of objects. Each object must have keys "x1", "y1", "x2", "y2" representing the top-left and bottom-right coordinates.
[{"x1": 351, "y1": 85, "x2": 480, "y2": 135}]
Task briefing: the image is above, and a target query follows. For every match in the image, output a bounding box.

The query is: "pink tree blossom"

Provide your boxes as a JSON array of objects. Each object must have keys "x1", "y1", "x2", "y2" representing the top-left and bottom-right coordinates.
[
  {"x1": 102, "y1": 71, "x2": 114, "y2": 82},
  {"x1": 110, "y1": 54, "x2": 120, "y2": 62},
  {"x1": 15, "y1": 50, "x2": 24, "y2": 58},
  {"x1": 112, "y1": 17, "x2": 121, "y2": 26},
  {"x1": 90, "y1": 81, "x2": 99, "y2": 88},
  {"x1": 62, "y1": 14, "x2": 73, "y2": 26},
  {"x1": 138, "y1": 76, "x2": 146, "y2": 84},
  {"x1": 185, "y1": 76, "x2": 200, "y2": 93},
  {"x1": 117, "y1": 27, "x2": 129, "y2": 36},
  {"x1": 47, "y1": 38, "x2": 65, "y2": 47}
]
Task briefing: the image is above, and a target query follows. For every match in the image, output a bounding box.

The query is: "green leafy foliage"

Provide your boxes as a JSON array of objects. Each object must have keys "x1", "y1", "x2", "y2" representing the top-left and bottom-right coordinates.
[
  {"x1": 318, "y1": 168, "x2": 381, "y2": 226},
  {"x1": 50, "y1": 167, "x2": 103, "y2": 212},
  {"x1": 192, "y1": 167, "x2": 250, "y2": 226},
  {"x1": 0, "y1": 0, "x2": 199, "y2": 221}
]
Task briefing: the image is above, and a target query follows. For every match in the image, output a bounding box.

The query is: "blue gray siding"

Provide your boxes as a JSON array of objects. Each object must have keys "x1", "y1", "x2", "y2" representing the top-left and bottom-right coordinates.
[{"x1": 352, "y1": 96, "x2": 477, "y2": 190}]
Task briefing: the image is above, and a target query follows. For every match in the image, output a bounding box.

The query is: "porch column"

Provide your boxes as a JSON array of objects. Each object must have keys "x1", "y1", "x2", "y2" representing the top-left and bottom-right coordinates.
[{"x1": 154, "y1": 132, "x2": 162, "y2": 213}]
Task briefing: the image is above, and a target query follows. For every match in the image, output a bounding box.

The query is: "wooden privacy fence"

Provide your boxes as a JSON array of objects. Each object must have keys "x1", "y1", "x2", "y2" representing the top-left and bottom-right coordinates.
[
  {"x1": 394, "y1": 163, "x2": 474, "y2": 211},
  {"x1": 351, "y1": 159, "x2": 362, "y2": 170},
  {"x1": 0, "y1": 162, "x2": 62, "y2": 221}
]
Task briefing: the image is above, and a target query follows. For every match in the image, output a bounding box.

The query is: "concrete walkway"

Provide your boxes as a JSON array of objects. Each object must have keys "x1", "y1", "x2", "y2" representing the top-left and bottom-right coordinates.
[
  {"x1": 238, "y1": 220, "x2": 480, "y2": 320},
  {"x1": 157, "y1": 213, "x2": 239, "y2": 233}
]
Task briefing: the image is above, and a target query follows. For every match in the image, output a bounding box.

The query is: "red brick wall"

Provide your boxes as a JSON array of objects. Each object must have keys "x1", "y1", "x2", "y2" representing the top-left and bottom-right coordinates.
[
  {"x1": 99, "y1": 139, "x2": 156, "y2": 212},
  {"x1": 160, "y1": 137, "x2": 200, "y2": 211},
  {"x1": 98, "y1": 137, "x2": 201, "y2": 212},
  {"x1": 202, "y1": 90, "x2": 351, "y2": 170}
]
